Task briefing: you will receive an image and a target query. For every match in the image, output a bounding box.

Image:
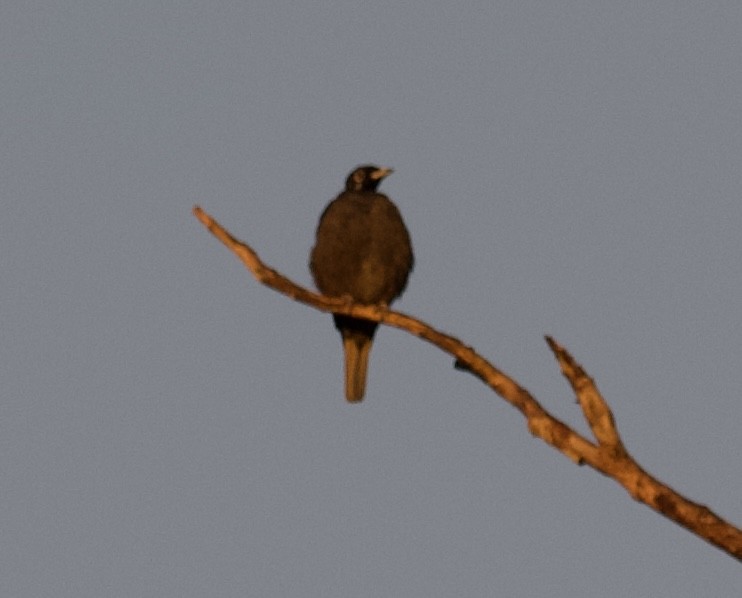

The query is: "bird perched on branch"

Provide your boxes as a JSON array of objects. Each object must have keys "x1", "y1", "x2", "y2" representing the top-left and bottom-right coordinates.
[{"x1": 310, "y1": 165, "x2": 414, "y2": 402}]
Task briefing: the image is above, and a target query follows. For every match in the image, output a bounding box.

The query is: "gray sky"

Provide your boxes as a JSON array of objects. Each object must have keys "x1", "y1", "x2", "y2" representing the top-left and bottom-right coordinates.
[{"x1": 2, "y1": 1, "x2": 741, "y2": 595}]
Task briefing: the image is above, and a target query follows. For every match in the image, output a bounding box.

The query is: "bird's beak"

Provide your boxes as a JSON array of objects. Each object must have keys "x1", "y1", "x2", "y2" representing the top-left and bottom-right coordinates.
[{"x1": 371, "y1": 167, "x2": 394, "y2": 181}]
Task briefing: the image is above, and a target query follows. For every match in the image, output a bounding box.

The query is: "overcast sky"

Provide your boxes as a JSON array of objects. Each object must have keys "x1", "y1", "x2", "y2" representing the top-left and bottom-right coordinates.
[{"x1": 2, "y1": 1, "x2": 741, "y2": 596}]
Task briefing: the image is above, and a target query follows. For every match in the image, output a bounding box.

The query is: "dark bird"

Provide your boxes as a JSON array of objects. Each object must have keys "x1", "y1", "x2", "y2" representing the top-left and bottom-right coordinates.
[{"x1": 310, "y1": 165, "x2": 414, "y2": 402}]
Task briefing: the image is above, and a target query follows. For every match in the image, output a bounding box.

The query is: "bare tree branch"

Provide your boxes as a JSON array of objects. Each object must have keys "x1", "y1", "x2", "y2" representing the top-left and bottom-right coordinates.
[{"x1": 193, "y1": 205, "x2": 742, "y2": 562}]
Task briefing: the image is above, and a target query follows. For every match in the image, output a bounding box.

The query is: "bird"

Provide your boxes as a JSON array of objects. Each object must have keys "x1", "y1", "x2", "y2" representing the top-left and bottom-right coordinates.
[{"x1": 310, "y1": 165, "x2": 414, "y2": 402}]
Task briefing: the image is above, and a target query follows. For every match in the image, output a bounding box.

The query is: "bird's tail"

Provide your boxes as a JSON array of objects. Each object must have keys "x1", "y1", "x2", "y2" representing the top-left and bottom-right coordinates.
[{"x1": 342, "y1": 335, "x2": 373, "y2": 402}]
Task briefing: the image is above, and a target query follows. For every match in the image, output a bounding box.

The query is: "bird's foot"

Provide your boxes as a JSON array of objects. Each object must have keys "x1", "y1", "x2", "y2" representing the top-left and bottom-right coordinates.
[{"x1": 338, "y1": 293, "x2": 355, "y2": 306}]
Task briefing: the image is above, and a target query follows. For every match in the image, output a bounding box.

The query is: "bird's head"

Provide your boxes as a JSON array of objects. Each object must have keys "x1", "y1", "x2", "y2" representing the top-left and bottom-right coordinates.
[{"x1": 345, "y1": 165, "x2": 393, "y2": 192}]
